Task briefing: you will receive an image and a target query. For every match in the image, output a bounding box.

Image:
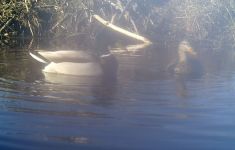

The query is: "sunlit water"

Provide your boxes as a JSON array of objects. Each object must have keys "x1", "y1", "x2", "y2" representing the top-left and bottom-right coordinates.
[{"x1": 0, "y1": 49, "x2": 235, "y2": 149}]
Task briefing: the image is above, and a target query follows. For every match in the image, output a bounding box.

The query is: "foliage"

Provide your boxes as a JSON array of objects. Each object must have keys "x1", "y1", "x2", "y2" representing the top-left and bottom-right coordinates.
[
  {"x1": 1, "y1": 0, "x2": 235, "y2": 52},
  {"x1": 150, "y1": 0, "x2": 235, "y2": 51}
]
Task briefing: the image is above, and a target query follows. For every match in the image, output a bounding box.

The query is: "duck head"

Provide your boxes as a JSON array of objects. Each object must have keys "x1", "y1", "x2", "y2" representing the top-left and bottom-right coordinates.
[{"x1": 178, "y1": 40, "x2": 197, "y2": 63}]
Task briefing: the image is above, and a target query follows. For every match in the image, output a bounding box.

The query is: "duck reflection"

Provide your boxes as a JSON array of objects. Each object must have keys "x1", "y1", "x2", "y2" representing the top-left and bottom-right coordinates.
[
  {"x1": 175, "y1": 75, "x2": 188, "y2": 98},
  {"x1": 42, "y1": 72, "x2": 118, "y2": 105},
  {"x1": 92, "y1": 75, "x2": 118, "y2": 105},
  {"x1": 43, "y1": 73, "x2": 100, "y2": 85}
]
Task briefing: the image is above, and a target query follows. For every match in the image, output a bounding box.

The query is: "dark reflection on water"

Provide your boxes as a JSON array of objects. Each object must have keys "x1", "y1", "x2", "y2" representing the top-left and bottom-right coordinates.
[{"x1": 0, "y1": 48, "x2": 235, "y2": 149}]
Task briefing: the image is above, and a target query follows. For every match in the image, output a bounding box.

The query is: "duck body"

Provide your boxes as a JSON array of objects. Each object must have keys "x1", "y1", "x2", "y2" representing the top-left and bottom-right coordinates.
[
  {"x1": 30, "y1": 50, "x2": 117, "y2": 76},
  {"x1": 174, "y1": 57, "x2": 203, "y2": 78},
  {"x1": 43, "y1": 62, "x2": 102, "y2": 76},
  {"x1": 167, "y1": 40, "x2": 203, "y2": 78}
]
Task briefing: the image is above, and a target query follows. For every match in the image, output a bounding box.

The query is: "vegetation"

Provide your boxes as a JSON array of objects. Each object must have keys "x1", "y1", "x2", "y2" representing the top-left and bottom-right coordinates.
[{"x1": 1, "y1": 0, "x2": 235, "y2": 52}]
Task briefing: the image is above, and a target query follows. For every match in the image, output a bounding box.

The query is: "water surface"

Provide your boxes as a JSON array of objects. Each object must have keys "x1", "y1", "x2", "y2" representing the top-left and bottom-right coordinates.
[{"x1": 0, "y1": 49, "x2": 234, "y2": 149}]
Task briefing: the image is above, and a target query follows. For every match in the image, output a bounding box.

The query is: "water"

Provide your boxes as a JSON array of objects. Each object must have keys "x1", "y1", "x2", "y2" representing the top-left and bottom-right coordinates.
[{"x1": 0, "y1": 49, "x2": 235, "y2": 149}]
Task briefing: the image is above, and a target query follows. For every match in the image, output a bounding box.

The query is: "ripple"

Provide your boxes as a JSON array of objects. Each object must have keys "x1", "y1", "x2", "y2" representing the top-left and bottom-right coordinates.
[{"x1": 0, "y1": 50, "x2": 235, "y2": 149}]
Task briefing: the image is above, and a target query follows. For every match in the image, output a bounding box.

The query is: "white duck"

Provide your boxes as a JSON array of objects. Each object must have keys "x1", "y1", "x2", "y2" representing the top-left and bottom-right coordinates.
[{"x1": 29, "y1": 50, "x2": 118, "y2": 76}]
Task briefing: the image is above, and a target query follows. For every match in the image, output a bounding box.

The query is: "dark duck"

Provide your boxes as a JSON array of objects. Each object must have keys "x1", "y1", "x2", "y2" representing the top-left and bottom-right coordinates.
[{"x1": 167, "y1": 40, "x2": 203, "y2": 78}]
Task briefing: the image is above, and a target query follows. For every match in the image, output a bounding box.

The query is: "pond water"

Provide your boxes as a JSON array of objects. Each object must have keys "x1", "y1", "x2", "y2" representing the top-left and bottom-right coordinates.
[{"x1": 0, "y1": 48, "x2": 235, "y2": 150}]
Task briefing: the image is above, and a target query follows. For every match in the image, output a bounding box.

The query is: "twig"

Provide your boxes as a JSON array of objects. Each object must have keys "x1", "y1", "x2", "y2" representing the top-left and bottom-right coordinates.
[
  {"x1": 130, "y1": 17, "x2": 139, "y2": 34},
  {"x1": 93, "y1": 14, "x2": 152, "y2": 44},
  {"x1": 103, "y1": 0, "x2": 123, "y2": 11},
  {"x1": 28, "y1": 20, "x2": 34, "y2": 36},
  {"x1": 126, "y1": 43, "x2": 150, "y2": 51},
  {"x1": 111, "y1": 43, "x2": 150, "y2": 55},
  {"x1": 24, "y1": 0, "x2": 34, "y2": 36},
  {"x1": 50, "y1": 14, "x2": 70, "y2": 32},
  {"x1": 24, "y1": 0, "x2": 29, "y2": 12},
  {"x1": 0, "y1": 17, "x2": 14, "y2": 33},
  {"x1": 36, "y1": 5, "x2": 59, "y2": 9},
  {"x1": 118, "y1": 0, "x2": 134, "y2": 21},
  {"x1": 225, "y1": 6, "x2": 234, "y2": 23}
]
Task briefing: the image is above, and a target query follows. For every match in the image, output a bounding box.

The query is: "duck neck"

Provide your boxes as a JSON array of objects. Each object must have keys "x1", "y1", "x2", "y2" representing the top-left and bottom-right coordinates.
[{"x1": 178, "y1": 51, "x2": 187, "y2": 63}]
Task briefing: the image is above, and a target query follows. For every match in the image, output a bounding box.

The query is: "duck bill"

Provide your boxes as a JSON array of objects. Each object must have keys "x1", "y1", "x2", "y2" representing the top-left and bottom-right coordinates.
[{"x1": 188, "y1": 48, "x2": 197, "y2": 57}]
